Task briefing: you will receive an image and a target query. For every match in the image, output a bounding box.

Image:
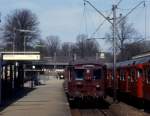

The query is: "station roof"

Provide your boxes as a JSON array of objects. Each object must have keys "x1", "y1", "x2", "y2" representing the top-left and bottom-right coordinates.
[{"x1": 69, "y1": 57, "x2": 106, "y2": 66}]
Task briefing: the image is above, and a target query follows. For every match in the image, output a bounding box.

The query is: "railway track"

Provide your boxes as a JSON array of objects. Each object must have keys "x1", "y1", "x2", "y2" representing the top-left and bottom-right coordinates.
[{"x1": 71, "y1": 109, "x2": 113, "y2": 116}]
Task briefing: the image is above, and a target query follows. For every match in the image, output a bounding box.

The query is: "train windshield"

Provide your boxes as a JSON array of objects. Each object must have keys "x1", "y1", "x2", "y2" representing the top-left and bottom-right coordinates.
[
  {"x1": 93, "y1": 69, "x2": 101, "y2": 80},
  {"x1": 74, "y1": 69, "x2": 84, "y2": 80}
]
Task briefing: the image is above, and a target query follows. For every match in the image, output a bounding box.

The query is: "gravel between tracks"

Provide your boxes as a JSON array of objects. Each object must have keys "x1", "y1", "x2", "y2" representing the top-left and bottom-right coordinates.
[
  {"x1": 71, "y1": 109, "x2": 113, "y2": 116},
  {"x1": 106, "y1": 97, "x2": 150, "y2": 116}
]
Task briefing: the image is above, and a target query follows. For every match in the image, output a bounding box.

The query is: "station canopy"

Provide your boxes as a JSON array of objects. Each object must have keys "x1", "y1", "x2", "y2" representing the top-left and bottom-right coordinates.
[{"x1": 1, "y1": 52, "x2": 40, "y2": 61}]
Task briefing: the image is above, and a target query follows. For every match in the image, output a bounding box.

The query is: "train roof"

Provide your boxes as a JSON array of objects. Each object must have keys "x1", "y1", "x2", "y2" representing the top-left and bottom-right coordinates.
[
  {"x1": 132, "y1": 51, "x2": 150, "y2": 59},
  {"x1": 117, "y1": 56, "x2": 150, "y2": 67},
  {"x1": 106, "y1": 55, "x2": 150, "y2": 68}
]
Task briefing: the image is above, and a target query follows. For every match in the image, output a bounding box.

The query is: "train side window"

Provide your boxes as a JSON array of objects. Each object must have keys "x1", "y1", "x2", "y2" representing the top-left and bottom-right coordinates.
[
  {"x1": 75, "y1": 69, "x2": 84, "y2": 80},
  {"x1": 147, "y1": 68, "x2": 150, "y2": 83},
  {"x1": 93, "y1": 69, "x2": 101, "y2": 80},
  {"x1": 120, "y1": 71, "x2": 125, "y2": 81},
  {"x1": 137, "y1": 69, "x2": 143, "y2": 78},
  {"x1": 128, "y1": 70, "x2": 131, "y2": 80},
  {"x1": 130, "y1": 69, "x2": 135, "y2": 82},
  {"x1": 68, "y1": 70, "x2": 71, "y2": 81},
  {"x1": 111, "y1": 73, "x2": 114, "y2": 80}
]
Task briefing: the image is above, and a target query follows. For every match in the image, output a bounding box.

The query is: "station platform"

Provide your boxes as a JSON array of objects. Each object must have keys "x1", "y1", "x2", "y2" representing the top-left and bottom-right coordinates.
[{"x1": 0, "y1": 79, "x2": 71, "y2": 116}]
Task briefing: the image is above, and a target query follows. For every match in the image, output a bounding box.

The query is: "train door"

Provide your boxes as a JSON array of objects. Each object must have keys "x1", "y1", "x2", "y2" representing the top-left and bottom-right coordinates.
[
  {"x1": 126, "y1": 68, "x2": 130, "y2": 93},
  {"x1": 119, "y1": 69, "x2": 126, "y2": 92},
  {"x1": 128, "y1": 67, "x2": 137, "y2": 97},
  {"x1": 124, "y1": 68, "x2": 129, "y2": 93},
  {"x1": 143, "y1": 64, "x2": 150, "y2": 101},
  {"x1": 136, "y1": 65, "x2": 144, "y2": 99},
  {"x1": 107, "y1": 69, "x2": 112, "y2": 89}
]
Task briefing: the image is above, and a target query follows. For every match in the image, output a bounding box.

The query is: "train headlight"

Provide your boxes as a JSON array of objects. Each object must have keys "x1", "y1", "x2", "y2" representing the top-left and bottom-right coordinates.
[
  {"x1": 96, "y1": 84, "x2": 101, "y2": 91},
  {"x1": 75, "y1": 91, "x2": 81, "y2": 96},
  {"x1": 96, "y1": 84, "x2": 100, "y2": 88},
  {"x1": 76, "y1": 82, "x2": 83, "y2": 88},
  {"x1": 76, "y1": 82, "x2": 82, "y2": 85}
]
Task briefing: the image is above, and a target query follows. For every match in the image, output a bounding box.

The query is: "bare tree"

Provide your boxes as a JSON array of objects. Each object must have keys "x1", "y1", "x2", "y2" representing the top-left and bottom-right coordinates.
[
  {"x1": 85, "y1": 39, "x2": 99, "y2": 56},
  {"x1": 61, "y1": 42, "x2": 72, "y2": 56},
  {"x1": 70, "y1": 43, "x2": 77, "y2": 57},
  {"x1": 75, "y1": 34, "x2": 87, "y2": 58},
  {"x1": 118, "y1": 41, "x2": 150, "y2": 60},
  {"x1": 46, "y1": 35, "x2": 60, "y2": 57},
  {"x1": 106, "y1": 17, "x2": 142, "y2": 61},
  {"x1": 75, "y1": 34, "x2": 99, "y2": 58},
  {"x1": 2, "y1": 9, "x2": 39, "y2": 51},
  {"x1": 105, "y1": 52, "x2": 113, "y2": 62}
]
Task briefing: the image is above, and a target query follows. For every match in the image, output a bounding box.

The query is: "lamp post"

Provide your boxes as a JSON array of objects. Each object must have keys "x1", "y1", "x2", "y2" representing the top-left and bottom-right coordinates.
[
  {"x1": 13, "y1": 28, "x2": 36, "y2": 52},
  {"x1": 13, "y1": 29, "x2": 36, "y2": 88}
]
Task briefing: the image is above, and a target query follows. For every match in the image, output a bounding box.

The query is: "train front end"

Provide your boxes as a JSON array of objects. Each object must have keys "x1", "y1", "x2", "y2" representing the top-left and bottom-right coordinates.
[{"x1": 64, "y1": 61, "x2": 106, "y2": 101}]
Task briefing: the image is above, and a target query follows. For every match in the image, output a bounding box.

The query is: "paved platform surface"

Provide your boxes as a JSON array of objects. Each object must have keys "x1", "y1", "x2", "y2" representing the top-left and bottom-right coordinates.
[{"x1": 0, "y1": 79, "x2": 71, "y2": 116}]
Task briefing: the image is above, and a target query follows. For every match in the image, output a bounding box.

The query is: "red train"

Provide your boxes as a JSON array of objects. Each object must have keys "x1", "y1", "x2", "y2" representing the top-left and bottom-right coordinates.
[
  {"x1": 106, "y1": 55, "x2": 150, "y2": 103},
  {"x1": 64, "y1": 59, "x2": 107, "y2": 101},
  {"x1": 64, "y1": 54, "x2": 150, "y2": 104}
]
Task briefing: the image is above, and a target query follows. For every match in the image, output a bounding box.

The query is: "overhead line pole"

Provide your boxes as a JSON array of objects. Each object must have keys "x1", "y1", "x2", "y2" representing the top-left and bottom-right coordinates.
[
  {"x1": 84, "y1": 0, "x2": 117, "y2": 102},
  {"x1": 83, "y1": 0, "x2": 113, "y2": 25},
  {"x1": 112, "y1": 4, "x2": 117, "y2": 102}
]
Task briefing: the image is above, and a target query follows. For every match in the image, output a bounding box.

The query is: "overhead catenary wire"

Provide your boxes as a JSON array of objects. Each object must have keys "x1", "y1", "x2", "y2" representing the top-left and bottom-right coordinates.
[
  {"x1": 117, "y1": 8, "x2": 131, "y2": 11},
  {"x1": 116, "y1": 0, "x2": 147, "y2": 41},
  {"x1": 117, "y1": 1, "x2": 145, "y2": 25},
  {"x1": 90, "y1": 19, "x2": 106, "y2": 38},
  {"x1": 90, "y1": 11, "x2": 113, "y2": 38},
  {"x1": 117, "y1": 0, "x2": 123, "y2": 6},
  {"x1": 83, "y1": 0, "x2": 113, "y2": 25}
]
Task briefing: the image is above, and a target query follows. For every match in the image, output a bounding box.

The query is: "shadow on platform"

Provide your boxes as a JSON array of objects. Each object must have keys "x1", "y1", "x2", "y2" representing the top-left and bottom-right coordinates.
[{"x1": 0, "y1": 87, "x2": 36, "y2": 112}]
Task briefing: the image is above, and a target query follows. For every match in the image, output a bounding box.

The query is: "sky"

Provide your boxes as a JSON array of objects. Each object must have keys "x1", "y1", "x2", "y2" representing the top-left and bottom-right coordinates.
[{"x1": 0, "y1": 0, "x2": 150, "y2": 51}]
